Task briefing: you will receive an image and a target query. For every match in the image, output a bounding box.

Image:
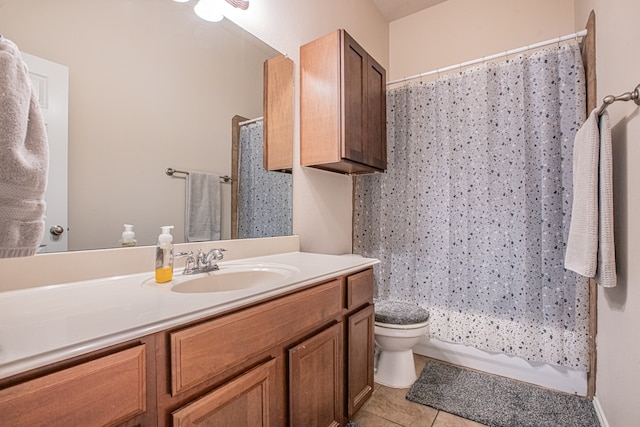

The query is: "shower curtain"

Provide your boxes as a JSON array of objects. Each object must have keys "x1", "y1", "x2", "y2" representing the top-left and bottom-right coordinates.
[
  {"x1": 238, "y1": 121, "x2": 293, "y2": 239},
  {"x1": 354, "y1": 40, "x2": 590, "y2": 370}
]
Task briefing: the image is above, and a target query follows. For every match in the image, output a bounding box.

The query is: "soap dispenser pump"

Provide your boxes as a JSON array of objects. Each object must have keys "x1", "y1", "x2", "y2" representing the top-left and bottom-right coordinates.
[
  {"x1": 155, "y1": 225, "x2": 174, "y2": 283},
  {"x1": 120, "y1": 224, "x2": 137, "y2": 247}
]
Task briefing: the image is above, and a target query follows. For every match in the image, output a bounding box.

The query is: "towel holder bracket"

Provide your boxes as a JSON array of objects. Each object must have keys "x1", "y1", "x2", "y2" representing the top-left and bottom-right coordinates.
[{"x1": 597, "y1": 83, "x2": 640, "y2": 116}]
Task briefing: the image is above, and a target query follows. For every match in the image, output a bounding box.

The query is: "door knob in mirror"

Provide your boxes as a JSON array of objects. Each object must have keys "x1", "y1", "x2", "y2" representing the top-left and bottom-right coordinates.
[{"x1": 50, "y1": 225, "x2": 65, "y2": 236}]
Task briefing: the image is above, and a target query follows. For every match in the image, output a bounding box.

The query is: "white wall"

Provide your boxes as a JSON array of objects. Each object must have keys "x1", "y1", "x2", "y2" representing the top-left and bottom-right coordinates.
[
  {"x1": 222, "y1": 0, "x2": 389, "y2": 254},
  {"x1": 389, "y1": 0, "x2": 575, "y2": 82},
  {"x1": 574, "y1": 2, "x2": 640, "y2": 426}
]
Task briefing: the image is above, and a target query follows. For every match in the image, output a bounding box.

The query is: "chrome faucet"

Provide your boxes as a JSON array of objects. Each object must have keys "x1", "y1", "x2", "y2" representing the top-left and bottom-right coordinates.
[{"x1": 177, "y1": 248, "x2": 226, "y2": 275}]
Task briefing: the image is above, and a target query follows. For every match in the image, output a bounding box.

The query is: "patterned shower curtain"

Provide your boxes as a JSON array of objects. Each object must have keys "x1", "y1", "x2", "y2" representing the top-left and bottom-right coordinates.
[
  {"x1": 354, "y1": 40, "x2": 590, "y2": 370},
  {"x1": 238, "y1": 121, "x2": 293, "y2": 239}
]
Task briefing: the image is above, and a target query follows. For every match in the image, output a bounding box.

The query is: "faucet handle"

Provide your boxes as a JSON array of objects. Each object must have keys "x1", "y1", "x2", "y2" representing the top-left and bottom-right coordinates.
[{"x1": 208, "y1": 248, "x2": 226, "y2": 262}]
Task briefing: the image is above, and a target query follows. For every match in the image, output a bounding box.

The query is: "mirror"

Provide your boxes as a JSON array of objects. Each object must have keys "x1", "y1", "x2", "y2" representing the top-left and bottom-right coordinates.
[{"x1": 0, "y1": 0, "x2": 291, "y2": 254}]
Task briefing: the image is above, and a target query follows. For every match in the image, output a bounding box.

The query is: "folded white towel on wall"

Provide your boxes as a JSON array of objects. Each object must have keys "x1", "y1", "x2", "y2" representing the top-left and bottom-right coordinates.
[
  {"x1": 565, "y1": 109, "x2": 617, "y2": 287},
  {"x1": 185, "y1": 172, "x2": 220, "y2": 242},
  {"x1": 594, "y1": 111, "x2": 616, "y2": 288},
  {"x1": 0, "y1": 36, "x2": 48, "y2": 258}
]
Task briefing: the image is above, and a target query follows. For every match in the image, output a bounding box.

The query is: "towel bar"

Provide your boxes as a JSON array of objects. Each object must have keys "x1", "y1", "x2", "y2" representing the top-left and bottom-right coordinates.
[{"x1": 166, "y1": 168, "x2": 232, "y2": 183}]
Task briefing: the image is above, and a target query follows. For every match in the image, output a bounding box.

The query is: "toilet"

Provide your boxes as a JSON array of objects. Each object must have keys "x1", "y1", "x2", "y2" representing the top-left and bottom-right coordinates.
[{"x1": 374, "y1": 299, "x2": 430, "y2": 388}]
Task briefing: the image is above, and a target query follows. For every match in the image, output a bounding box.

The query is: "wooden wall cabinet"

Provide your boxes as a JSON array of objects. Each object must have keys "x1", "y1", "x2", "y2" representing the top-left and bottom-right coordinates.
[
  {"x1": 301, "y1": 29, "x2": 386, "y2": 174},
  {"x1": 0, "y1": 268, "x2": 374, "y2": 427},
  {"x1": 264, "y1": 54, "x2": 294, "y2": 172}
]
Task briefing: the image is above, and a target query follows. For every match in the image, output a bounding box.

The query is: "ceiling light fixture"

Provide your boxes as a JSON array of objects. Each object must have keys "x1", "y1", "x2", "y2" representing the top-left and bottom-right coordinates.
[
  {"x1": 194, "y1": 0, "x2": 224, "y2": 22},
  {"x1": 173, "y1": 0, "x2": 249, "y2": 22}
]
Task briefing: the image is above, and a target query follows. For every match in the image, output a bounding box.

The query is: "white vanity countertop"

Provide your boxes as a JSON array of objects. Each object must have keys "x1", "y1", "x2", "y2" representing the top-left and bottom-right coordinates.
[{"x1": 0, "y1": 251, "x2": 378, "y2": 380}]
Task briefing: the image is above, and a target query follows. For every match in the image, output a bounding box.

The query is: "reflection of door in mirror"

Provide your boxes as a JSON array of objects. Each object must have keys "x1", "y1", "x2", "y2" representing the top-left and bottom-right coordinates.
[{"x1": 21, "y1": 52, "x2": 69, "y2": 253}]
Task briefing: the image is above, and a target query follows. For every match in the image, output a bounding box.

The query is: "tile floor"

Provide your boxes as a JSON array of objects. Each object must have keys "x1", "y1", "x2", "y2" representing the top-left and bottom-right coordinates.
[{"x1": 351, "y1": 354, "x2": 487, "y2": 427}]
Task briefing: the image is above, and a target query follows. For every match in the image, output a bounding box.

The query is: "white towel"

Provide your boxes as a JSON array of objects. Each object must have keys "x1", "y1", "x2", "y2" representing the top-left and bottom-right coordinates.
[
  {"x1": 185, "y1": 172, "x2": 220, "y2": 242},
  {"x1": 0, "y1": 36, "x2": 48, "y2": 258},
  {"x1": 565, "y1": 109, "x2": 617, "y2": 287},
  {"x1": 594, "y1": 111, "x2": 616, "y2": 288}
]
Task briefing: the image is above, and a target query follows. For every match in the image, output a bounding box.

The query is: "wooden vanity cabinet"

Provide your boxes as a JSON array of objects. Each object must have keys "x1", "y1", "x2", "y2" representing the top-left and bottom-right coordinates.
[
  {"x1": 301, "y1": 29, "x2": 387, "y2": 174},
  {"x1": 0, "y1": 267, "x2": 375, "y2": 427},
  {"x1": 162, "y1": 268, "x2": 374, "y2": 427}
]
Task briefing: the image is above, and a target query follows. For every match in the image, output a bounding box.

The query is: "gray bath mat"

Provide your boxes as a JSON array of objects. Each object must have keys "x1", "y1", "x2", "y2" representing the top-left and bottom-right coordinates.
[{"x1": 407, "y1": 360, "x2": 600, "y2": 427}]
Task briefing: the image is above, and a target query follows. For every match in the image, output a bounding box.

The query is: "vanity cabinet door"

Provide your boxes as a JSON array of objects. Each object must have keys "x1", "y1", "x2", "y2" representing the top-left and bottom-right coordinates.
[
  {"x1": 172, "y1": 359, "x2": 278, "y2": 427},
  {"x1": 346, "y1": 304, "x2": 375, "y2": 417},
  {"x1": 289, "y1": 323, "x2": 344, "y2": 427},
  {"x1": 0, "y1": 345, "x2": 147, "y2": 426}
]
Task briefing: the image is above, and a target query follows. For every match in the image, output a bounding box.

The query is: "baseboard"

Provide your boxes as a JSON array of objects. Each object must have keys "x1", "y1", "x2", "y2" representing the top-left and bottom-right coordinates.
[
  {"x1": 414, "y1": 337, "x2": 588, "y2": 396},
  {"x1": 592, "y1": 396, "x2": 610, "y2": 427}
]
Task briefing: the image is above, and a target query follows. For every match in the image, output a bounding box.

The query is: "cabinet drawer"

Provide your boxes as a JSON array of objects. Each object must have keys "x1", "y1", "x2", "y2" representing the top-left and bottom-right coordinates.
[
  {"x1": 171, "y1": 279, "x2": 343, "y2": 395},
  {"x1": 346, "y1": 268, "x2": 373, "y2": 311},
  {"x1": 0, "y1": 345, "x2": 146, "y2": 426}
]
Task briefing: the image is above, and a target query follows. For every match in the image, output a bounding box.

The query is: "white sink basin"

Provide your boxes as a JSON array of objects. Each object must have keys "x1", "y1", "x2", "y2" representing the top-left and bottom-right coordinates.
[{"x1": 169, "y1": 263, "x2": 298, "y2": 294}]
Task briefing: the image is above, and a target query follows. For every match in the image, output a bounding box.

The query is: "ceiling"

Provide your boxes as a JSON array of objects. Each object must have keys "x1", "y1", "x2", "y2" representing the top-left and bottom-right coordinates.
[{"x1": 372, "y1": 0, "x2": 447, "y2": 22}]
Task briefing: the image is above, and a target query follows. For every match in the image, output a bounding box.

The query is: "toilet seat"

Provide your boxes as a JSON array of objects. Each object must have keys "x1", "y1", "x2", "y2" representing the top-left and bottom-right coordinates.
[
  {"x1": 375, "y1": 319, "x2": 429, "y2": 330},
  {"x1": 374, "y1": 299, "x2": 430, "y2": 325}
]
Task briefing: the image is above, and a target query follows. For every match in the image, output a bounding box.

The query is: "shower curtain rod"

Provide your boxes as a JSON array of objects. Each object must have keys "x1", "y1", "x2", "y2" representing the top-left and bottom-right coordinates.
[
  {"x1": 239, "y1": 116, "x2": 263, "y2": 126},
  {"x1": 387, "y1": 29, "x2": 588, "y2": 86}
]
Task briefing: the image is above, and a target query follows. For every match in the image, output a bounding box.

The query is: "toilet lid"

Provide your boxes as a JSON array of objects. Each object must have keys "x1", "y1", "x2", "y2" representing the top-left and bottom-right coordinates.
[{"x1": 374, "y1": 299, "x2": 430, "y2": 325}]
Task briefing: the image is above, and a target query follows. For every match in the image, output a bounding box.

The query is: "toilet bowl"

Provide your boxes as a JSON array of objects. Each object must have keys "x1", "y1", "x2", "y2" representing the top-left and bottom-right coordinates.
[{"x1": 374, "y1": 299, "x2": 430, "y2": 388}]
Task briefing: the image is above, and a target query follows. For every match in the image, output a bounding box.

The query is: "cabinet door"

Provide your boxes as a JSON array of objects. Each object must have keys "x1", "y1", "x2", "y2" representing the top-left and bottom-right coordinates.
[
  {"x1": 346, "y1": 304, "x2": 375, "y2": 417},
  {"x1": 172, "y1": 358, "x2": 278, "y2": 427},
  {"x1": 342, "y1": 32, "x2": 367, "y2": 166},
  {"x1": 289, "y1": 323, "x2": 344, "y2": 427},
  {"x1": 365, "y1": 55, "x2": 386, "y2": 170},
  {"x1": 264, "y1": 54, "x2": 294, "y2": 171},
  {"x1": 342, "y1": 32, "x2": 386, "y2": 172},
  {"x1": 0, "y1": 345, "x2": 147, "y2": 426}
]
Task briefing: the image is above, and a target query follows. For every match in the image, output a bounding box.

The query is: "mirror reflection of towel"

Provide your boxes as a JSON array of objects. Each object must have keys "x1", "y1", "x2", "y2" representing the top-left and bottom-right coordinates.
[
  {"x1": 0, "y1": 36, "x2": 49, "y2": 258},
  {"x1": 185, "y1": 172, "x2": 220, "y2": 242}
]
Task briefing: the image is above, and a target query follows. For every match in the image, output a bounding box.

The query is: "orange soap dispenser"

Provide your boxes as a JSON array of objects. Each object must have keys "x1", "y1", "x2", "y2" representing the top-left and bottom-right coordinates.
[{"x1": 155, "y1": 225, "x2": 174, "y2": 283}]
